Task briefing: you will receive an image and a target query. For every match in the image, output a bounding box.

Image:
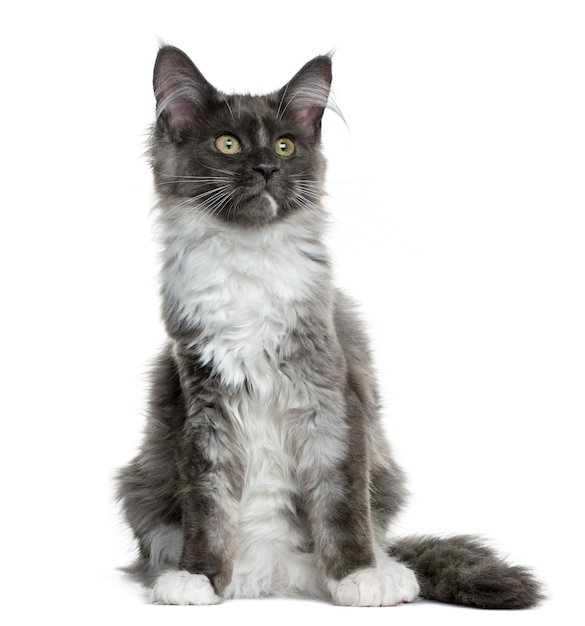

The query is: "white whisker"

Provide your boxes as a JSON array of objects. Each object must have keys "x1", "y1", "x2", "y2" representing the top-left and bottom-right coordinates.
[{"x1": 221, "y1": 94, "x2": 235, "y2": 120}]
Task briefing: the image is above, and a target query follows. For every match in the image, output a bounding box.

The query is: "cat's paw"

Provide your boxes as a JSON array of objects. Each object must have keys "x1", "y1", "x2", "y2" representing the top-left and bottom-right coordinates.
[
  {"x1": 328, "y1": 562, "x2": 419, "y2": 607},
  {"x1": 151, "y1": 570, "x2": 221, "y2": 605},
  {"x1": 379, "y1": 559, "x2": 420, "y2": 603}
]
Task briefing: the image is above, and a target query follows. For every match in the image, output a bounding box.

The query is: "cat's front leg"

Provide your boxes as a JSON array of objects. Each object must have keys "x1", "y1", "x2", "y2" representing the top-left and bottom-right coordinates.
[
  {"x1": 292, "y1": 380, "x2": 419, "y2": 606},
  {"x1": 326, "y1": 559, "x2": 419, "y2": 607},
  {"x1": 289, "y1": 380, "x2": 374, "y2": 586},
  {"x1": 152, "y1": 570, "x2": 221, "y2": 605},
  {"x1": 152, "y1": 350, "x2": 243, "y2": 605}
]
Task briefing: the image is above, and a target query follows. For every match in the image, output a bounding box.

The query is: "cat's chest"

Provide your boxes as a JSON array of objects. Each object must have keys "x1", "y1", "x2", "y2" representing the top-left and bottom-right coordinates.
[{"x1": 163, "y1": 224, "x2": 326, "y2": 388}]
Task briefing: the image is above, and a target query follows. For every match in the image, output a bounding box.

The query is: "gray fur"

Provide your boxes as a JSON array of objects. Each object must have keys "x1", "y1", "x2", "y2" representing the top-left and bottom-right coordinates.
[
  {"x1": 116, "y1": 45, "x2": 543, "y2": 608},
  {"x1": 389, "y1": 535, "x2": 543, "y2": 609}
]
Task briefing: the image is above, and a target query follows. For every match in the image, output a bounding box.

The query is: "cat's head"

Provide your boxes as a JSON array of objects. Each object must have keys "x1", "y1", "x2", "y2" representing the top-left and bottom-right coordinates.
[{"x1": 150, "y1": 46, "x2": 334, "y2": 227}]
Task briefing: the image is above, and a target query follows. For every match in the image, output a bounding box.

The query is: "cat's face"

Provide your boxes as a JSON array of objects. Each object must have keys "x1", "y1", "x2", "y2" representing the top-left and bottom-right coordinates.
[{"x1": 151, "y1": 47, "x2": 333, "y2": 227}]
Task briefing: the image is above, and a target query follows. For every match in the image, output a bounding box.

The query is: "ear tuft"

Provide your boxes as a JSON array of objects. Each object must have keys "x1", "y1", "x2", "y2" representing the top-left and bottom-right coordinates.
[{"x1": 153, "y1": 46, "x2": 215, "y2": 142}]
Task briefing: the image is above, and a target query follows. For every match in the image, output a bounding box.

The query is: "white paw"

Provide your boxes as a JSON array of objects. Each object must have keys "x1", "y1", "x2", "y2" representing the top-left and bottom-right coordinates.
[
  {"x1": 379, "y1": 558, "x2": 420, "y2": 603},
  {"x1": 151, "y1": 570, "x2": 221, "y2": 605},
  {"x1": 328, "y1": 562, "x2": 419, "y2": 607}
]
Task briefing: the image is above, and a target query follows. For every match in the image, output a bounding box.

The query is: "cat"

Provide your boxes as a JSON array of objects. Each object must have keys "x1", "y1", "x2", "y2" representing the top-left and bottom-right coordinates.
[{"x1": 116, "y1": 45, "x2": 543, "y2": 608}]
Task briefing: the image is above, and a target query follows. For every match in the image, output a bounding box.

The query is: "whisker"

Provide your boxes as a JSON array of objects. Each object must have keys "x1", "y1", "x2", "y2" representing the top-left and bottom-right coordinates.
[
  {"x1": 203, "y1": 165, "x2": 239, "y2": 176},
  {"x1": 221, "y1": 93, "x2": 235, "y2": 120},
  {"x1": 194, "y1": 187, "x2": 238, "y2": 221},
  {"x1": 156, "y1": 178, "x2": 233, "y2": 186}
]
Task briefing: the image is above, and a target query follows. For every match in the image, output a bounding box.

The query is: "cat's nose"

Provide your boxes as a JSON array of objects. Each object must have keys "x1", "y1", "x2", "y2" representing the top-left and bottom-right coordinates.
[{"x1": 253, "y1": 164, "x2": 279, "y2": 181}]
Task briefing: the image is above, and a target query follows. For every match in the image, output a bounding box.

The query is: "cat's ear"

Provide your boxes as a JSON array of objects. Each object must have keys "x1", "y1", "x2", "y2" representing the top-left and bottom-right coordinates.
[
  {"x1": 279, "y1": 55, "x2": 334, "y2": 140},
  {"x1": 153, "y1": 46, "x2": 215, "y2": 142}
]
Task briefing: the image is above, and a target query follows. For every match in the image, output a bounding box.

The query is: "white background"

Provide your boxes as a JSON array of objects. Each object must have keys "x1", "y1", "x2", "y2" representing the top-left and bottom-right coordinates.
[{"x1": 1, "y1": 1, "x2": 583, "y2": 624}]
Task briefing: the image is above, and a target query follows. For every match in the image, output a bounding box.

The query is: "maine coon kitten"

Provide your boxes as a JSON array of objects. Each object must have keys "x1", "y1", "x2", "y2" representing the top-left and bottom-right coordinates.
[{"x1": 116, "y1": 45, "x2": 543, "y2": 608}]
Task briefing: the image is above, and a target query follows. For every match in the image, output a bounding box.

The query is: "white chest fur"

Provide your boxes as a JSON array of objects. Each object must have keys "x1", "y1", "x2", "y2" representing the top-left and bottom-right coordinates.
[{"x1": 162, "y1": 215, "x2": 329, "y2": 390}]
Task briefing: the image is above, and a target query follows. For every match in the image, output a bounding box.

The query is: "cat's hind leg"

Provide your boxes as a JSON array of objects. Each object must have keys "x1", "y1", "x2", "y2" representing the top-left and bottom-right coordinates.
[{"x1": 145, "y1": 523, "x2": 183, "y2": 574}]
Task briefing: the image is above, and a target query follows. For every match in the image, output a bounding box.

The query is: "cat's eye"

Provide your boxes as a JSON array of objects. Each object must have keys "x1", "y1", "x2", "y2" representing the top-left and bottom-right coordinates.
[
  {"x1": 275, "y1": 137, "x2": 295, "y2": 157},
  {"x1": 215, "y1": 134, "x2": 241, "y2": 154}
]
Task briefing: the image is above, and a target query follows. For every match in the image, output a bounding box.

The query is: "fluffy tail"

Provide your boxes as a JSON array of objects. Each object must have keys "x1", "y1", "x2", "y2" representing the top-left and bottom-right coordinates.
[{"x1": 388, "y1": 535, "x2": 544, "y2": 609}]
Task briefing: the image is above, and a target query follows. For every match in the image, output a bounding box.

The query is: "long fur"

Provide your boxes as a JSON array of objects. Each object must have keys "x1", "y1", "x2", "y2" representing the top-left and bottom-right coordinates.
[
  {"x1": 116, "y1": 45, "x2": 543, "y2": 609},
  {"x1": 389, "y1": 535, "x2": 543, "y2": 609}
]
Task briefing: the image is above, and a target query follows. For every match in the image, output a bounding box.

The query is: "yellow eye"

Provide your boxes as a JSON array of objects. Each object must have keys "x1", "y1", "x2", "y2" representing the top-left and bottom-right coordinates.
[
  {"x1": 275, "y1": 137, "x2": 295, "y2": 157},
  {"x1": 215, "y1": 134, "x2": 241, "y2": 154}
]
